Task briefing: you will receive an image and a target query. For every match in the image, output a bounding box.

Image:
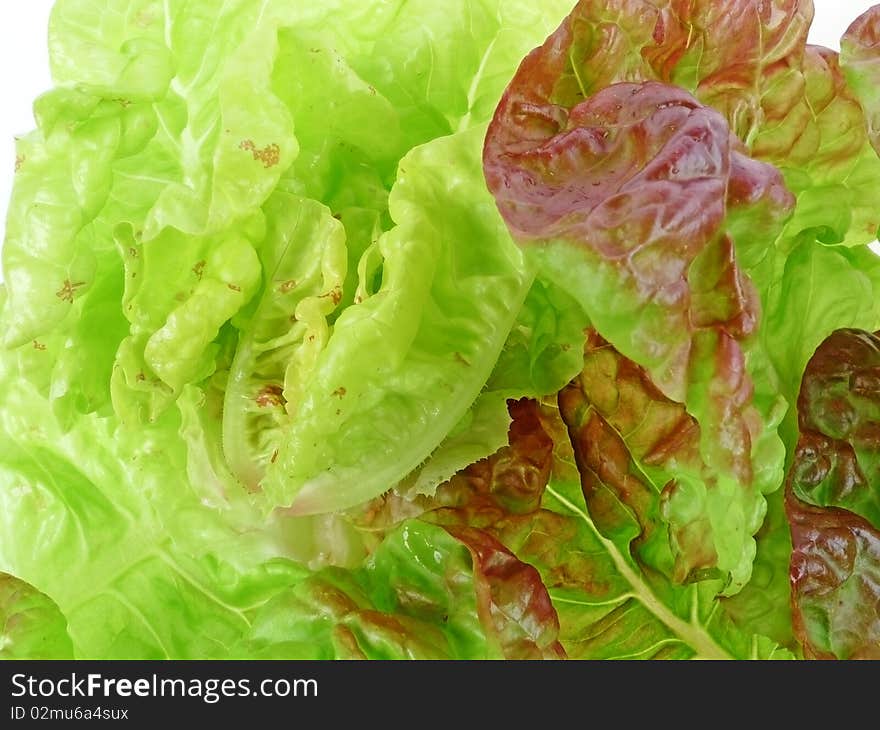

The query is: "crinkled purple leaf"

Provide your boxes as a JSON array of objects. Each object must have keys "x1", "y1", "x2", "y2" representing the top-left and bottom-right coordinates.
[
  {"x1": 785, "y1": 328, "x2": 880, "y2": 659},
  {"x1": 786, "y1": 490, "x2": 880, "y2": 659},
  {"x1": 484, "y1": 12, "x2": 794, "y2": 589}
]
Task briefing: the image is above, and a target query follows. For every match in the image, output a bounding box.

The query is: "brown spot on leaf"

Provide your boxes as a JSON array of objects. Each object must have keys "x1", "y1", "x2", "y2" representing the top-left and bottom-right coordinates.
[
  {"x1": 134, "y1": 9, "x2": 155, "y2": 27},
  {"x1": 278, "y1": 279, "x2": 298, "y2": 293},
  {"x1": 320, "y1": 287, "x2": 343, "y2": 306},
  {"x1": 192, "y1": 260, "x2": 206, "y2": 279},
  {"x1": 454, "y1": 352, "x2": 471, "y2": 366},
  {"x1": 332, "y1": 387, "x2": 347, "y2": 398},
  {"x1": 270, "y1": 450, "x2": 279, "y2": 464},
  {"x1": 32, "y1": 340, "x2": 46, "y2": 351},
  {"x1": 113, "y1": 98, "x2": 132, "y2": 108},
  {"x1": 227, "y1": 283, "x2": 242, "y2": 292},
  {"x1": 136, "y1": 372, "x2": 146, "y2": 382},
  {"x1": 256, "y1": 384, "x2": 285, "y2": 408},
  {"x1": 14, "y1": 154, "x2": 24, "y2": 172},
  {"x1": 55, "y1": 279, "x2": 86, "y2": 303},
  {"x1": 239, "y1": 140, "x2": 281, "y2": 168}
]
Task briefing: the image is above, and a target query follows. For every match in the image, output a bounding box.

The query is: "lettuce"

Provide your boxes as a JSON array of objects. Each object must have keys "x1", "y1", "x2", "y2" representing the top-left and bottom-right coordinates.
[
  {"x1": 0, "y1": 573, "x2": 74, "y2": 659},
  {"x1": 784, "y1": 328, "x2": 880, "y2": 659},
  {"x1": 483, "y1": 0, "x2": 880, "y2": 600},
  {"x1": 1, "y1": 0, "x2": 879, "y2": 660}
]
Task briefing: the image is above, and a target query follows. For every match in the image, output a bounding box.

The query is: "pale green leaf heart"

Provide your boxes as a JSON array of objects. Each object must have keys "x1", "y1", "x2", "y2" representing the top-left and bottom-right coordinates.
[{"x1": 262, "y1": 125, "x2": 534, "y2": 515}]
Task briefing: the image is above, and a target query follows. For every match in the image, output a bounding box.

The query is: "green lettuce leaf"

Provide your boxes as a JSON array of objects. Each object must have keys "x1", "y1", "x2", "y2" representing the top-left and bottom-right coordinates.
[
  {"x1": 0, "y1": 351, "x2": 311, "y2": 659},
  {"x1": 6, "y1": 0, "x2": 304, "y2": 423},
  {"x1": 401, "y1": 277, "x2": 589, "y2": 498},
  {"x1": 240, "y1": 519, "x2": 564, "y2": 659},
  {"x1": 286, "y1": 0, "x2": 577, "y2": 147},
  {"x1": 762, "y1": 237, "x2": 879, "y2": 404},
  {"x1": 0, "y1": 573, "x2": 74, "y2": 659}
]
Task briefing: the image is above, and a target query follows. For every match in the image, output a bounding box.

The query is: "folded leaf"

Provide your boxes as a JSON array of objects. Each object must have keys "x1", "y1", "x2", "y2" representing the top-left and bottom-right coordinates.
[{"x1": 222, "y1": 193, "x2": 347, "y2": 491}]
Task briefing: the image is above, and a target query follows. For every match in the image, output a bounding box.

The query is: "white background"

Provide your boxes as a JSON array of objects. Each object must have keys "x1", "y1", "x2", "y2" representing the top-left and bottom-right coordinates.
[{"x1": 0, "y1": 0, "x2": 876, "y2": 239}]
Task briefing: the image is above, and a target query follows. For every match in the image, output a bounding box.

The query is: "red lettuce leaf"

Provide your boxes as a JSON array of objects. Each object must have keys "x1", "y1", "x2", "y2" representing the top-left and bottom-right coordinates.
[
  {"x1": 442, "y1": 524, "x2": 566, "y2": 659},
  {"x1": 786, "y1": 490, "x2": 880, "y2": 659},
  {"x1": 558, "y1": 330, "x2": 708, "y2": 584},
  {"x1": 240, "y1": 513, "x2": 565, "y2": 660},
  {"x1": 842, "y1": 5, "x2": 880, "y2": 158},
  {"x1": 785, "y1": 328, "x2": 880, "y2": 659},
  {"x1": 483, "y1": 1, "x2": 795, "y2": 590},
  {"x1": 648, "y1": 0, "x2": 880, "y2": 246},
  {"x1": 405, "y1": 392, "x2": 794, "y2": 658}
]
